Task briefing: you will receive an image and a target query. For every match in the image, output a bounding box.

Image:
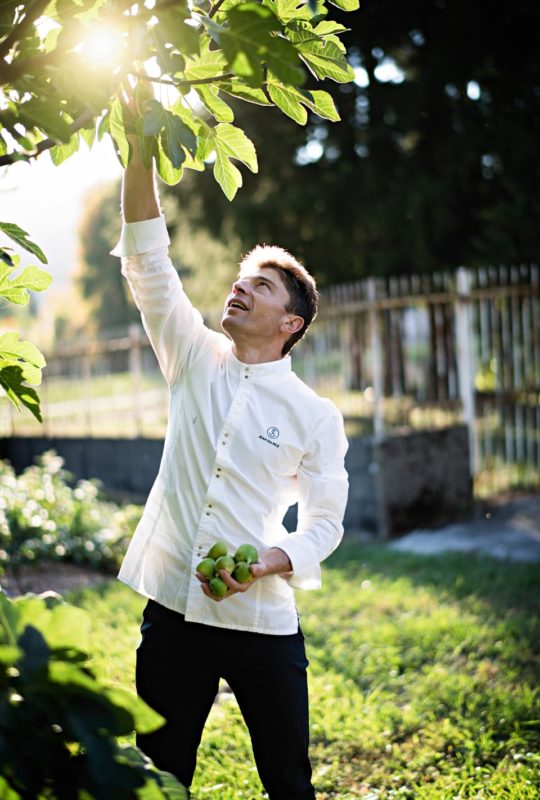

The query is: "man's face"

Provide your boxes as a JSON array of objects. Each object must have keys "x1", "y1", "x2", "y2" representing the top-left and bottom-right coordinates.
[{"x1": 221, "y1": 266, "x2": 298, "y2": 347}]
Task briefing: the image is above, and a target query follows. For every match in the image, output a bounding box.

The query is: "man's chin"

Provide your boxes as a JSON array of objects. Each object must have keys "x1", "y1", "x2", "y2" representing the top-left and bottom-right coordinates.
[{"x1": 221, "y1": 314, "x2": 235, "y2": 337}]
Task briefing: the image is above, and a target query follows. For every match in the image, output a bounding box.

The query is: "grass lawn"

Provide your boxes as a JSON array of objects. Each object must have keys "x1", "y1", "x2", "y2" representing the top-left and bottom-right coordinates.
[{"x1": 68, "y1": 540, "x2": 540, "y2": 799}]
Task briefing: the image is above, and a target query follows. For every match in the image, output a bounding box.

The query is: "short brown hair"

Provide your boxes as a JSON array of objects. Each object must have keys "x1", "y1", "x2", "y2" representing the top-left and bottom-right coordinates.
[{"x1": 239, "y1": 245, "x2": 319, "y2": 355}]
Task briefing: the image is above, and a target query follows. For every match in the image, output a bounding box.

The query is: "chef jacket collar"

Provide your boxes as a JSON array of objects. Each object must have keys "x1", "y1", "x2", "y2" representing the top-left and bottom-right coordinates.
[{"x1": 226, "y1": 348, "x2": 292, "y2": 380}]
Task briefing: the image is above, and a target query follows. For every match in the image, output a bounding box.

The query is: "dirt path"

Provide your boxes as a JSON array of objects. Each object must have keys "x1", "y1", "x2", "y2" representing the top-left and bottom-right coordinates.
[
  {"x1": 390, "y1": 493, "x2": 540, "y2": 561},
  {"x1": 1, "y1": 562, "x2": 113, "y2": 598}
]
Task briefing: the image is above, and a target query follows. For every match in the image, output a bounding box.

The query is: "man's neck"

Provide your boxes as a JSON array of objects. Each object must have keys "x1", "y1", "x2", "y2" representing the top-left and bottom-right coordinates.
[{"x1": 231, "y1": 340, "x2": 285, "y2": 365}]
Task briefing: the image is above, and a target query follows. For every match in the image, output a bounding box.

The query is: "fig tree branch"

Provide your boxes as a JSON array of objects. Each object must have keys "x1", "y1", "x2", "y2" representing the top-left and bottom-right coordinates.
[
  {"x1": 0, "y1": 109, "x2": 94, "y2": 167},
  {"x1": 0, "y1": 0, "x2": 51, "y2": 61},
  {"x1": 132, "y1": 70, "x2": 234, "y2": 87},
  {"x1": 209, "y1": 0, "x2": 227, "y2": 18},
  {"x1": 0, "y1": 49, "x2": 61, "y2": 85}
]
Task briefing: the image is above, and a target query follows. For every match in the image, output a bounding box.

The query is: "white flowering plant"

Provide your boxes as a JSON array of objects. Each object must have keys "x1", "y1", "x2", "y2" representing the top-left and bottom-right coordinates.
[{"x1": 0, "y1": 450, "x2": 139, "y2": 572}]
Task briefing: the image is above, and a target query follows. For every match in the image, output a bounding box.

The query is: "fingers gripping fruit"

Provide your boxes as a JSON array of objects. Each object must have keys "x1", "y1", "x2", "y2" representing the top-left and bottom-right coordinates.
[{"x1": 196, "y1": 541, "x2": 259, "y2": 596}]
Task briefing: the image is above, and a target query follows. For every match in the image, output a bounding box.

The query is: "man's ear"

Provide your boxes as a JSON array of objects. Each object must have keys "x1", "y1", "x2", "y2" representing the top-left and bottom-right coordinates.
[{"x1": 281, "y1": 315, "x2": 304, "y2": 335}]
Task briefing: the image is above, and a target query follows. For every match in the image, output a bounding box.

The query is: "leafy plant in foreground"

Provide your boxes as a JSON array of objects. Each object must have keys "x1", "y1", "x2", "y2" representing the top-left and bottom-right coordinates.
[
  {"x1": 0, "y1": 223, "x2": 52, "y2": 421},
  {"x1": 0, "y1": 590, "x2": 188, "y2": 799}
]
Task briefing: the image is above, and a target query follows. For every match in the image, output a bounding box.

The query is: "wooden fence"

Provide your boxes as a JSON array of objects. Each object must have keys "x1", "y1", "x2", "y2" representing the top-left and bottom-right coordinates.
[{"x1": 2, "y1": 264, "x2": 539, "y2": 496}]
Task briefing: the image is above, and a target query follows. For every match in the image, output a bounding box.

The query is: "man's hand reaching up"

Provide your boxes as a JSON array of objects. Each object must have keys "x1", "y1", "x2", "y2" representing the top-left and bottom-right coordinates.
[{"x1": 118, "y1": 76, "x2": 160, "y2": 223}]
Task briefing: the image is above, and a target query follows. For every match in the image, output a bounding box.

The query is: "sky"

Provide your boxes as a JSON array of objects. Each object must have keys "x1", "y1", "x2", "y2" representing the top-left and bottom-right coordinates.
[{"x1": 0, "y1": 137, "x2": 123, "y2": 299}]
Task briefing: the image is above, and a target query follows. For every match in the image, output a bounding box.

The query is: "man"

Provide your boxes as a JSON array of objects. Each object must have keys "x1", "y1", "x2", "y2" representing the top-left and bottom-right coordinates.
[{"x1": 111, "y1": 119, "x2": 349, "y2": 800}]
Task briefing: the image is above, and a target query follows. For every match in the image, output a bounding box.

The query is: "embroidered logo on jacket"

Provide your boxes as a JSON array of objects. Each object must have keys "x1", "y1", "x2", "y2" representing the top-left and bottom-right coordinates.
[{"x1": 259, "y1": 427, "x2": 280, "y2": 448}]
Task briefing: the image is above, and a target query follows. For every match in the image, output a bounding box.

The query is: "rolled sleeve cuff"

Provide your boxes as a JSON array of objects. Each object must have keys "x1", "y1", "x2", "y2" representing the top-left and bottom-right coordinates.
[
  {"x1": 110, "y1": 215, "x2": 170, "y2": 257},
  {"x1": 275, "y1": 539, "x2": 322, "y2": 591}
]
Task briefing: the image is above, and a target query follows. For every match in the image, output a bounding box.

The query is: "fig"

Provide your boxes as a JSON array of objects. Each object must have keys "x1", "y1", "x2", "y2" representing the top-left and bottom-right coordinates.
[
  {"x1": 196, "y1": 557, "x2": 216, "y2": 579},
  {"x1": 209, "y1": 576, "x2": 228, "y2": 597},
  {"x1": 215, "y1": 555, "x2": 235, "y2": 574},
  {"x1": 233, "y1": 561, "x2": 253, "y2": 583},
  {"x1": 234, "y1": 544, "x2": 258, "y2": 564},
  {"x1": 207, "y1": 540, "x2": 228, "y2": 560}
]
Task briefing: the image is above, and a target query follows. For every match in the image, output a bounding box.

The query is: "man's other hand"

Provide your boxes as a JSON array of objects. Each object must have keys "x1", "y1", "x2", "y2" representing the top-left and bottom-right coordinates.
[{"x1": 196, "y1": 548, "x2": 293, "y2": 602}]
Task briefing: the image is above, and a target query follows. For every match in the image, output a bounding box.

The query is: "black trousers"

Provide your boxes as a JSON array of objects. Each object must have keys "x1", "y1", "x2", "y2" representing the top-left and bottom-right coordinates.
[{"x1": 136, "y1": 600, "x2": 315, "y2": 800}]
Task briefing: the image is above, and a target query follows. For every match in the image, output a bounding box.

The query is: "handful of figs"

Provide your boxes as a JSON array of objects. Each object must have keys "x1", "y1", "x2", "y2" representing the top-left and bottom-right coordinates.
[{"x1": 196, "y1": 540, "x2": 259, "y2": 597}]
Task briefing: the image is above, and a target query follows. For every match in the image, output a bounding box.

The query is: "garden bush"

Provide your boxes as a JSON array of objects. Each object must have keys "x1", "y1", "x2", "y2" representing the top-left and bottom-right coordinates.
[
  {"x1": 0, "y1": 589, "x2": 187, "y2": 799},
  {"x1": 0, "y1": 451, "x2": 139, "y2": 573}
]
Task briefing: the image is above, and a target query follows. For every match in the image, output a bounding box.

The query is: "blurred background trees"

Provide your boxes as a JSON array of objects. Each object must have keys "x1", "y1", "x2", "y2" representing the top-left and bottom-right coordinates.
[{"x1": 137, "y1": 0, "x2": 540, "y2": 289}]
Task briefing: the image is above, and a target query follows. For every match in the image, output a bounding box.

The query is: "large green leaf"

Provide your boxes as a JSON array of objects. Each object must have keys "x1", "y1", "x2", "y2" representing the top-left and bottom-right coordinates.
[
  {"x1": 268, "y1": 81, "x2": 308, "y2": 124},
  {"x1": 0, "y1": 262, "x2": 52, "y2": 305},
  {"x1": 298, "y1": 39, "x2": 353, "y2": 82},
  {"x1": 80, "y1": 125, "x2": 97, "y2": 149},
  {"x1": 195, "y1": 86, "x2": 234, "y2": 123},
  {"x1": 313, "y1": 20, "x2": 349, "y2": 36},
  {"x1": 207, "y1": 3, "x2": 303, "y2": 87},
  {"x1": 183, "y1": 43, "x2": 228, "y2": 81},
  {"x1": 0, "y1": 644, "x2": 21, "y2": 664},
  {"x1": 220, "y1": 80, "x2": 271, "y2": 106},
  {"x1": 0, "y1": 331, "x2": 46, "y2": 385},
  {"x1": 135, "y1": 117, "x2": 157, "y2": 170},
  {"x1": 142, "y1": 102, "x2": 197, "y2": 169},
  {"x1": 327, "y1": 0, "x2": 360, "y2": 10},
  {"x1": 207, "y1": 123, "x2": 258, "y2": 201},
  {"x1": 205, "y1": 5, "x2": 275, "y2": 86},
  {"x1": 17, "y1": 97, "x2": 73, "y2": 143},
  {"x1": 158, "y1": 7, "x2": 199, "y2": 56},
  {"x1": 105, "y1": 687, "x2": 165, "y2": 735},
  {"x1": 49, "y1": 132, "x2": 80, "y2": 166},
  {"x1": 214, "y1": 151, "x2": 243, "y2": 201},
  {"x1": 161, "y1": 114, "x2": 197, "y2": 169},
  {"x1": 287, "y1": 20, "x2": 353, "y2": 82},
  {"x1": 109, "y1": 97, "x2": 131, "y2": 168},
  {"x1": 214, "y1": 123, "x2": 258, "y2": 172},
  {"x1": 141, "y1": 100, "x2": 167, "y2": 137},
  {"x1": 271, "y1": 0, "x2": 328, "y2": 23},
  {"x1": 46, "y1": 604, "x2": 91, "y2": 651},
  {"x1": 265, "y1": 35, "x2": 306, "y2": 86},
  {"x1": 267, "y1": 75, "x2": 340, "y2": 124},
  {"x1": 167, "y1": 102, "x2": 206, "y2": 172},
  {"x1": 0, "y1": 592, "x2": 20, "y2": 646},
  {"x1": 0, "y1": 365, "x2": 42, "y2": 421},
  {"x1": 154, "y1": 140, "x2": 184, "y2": 186},
  {"x1": 0, "y1": 223, "x2": 47, "y2": 263}
]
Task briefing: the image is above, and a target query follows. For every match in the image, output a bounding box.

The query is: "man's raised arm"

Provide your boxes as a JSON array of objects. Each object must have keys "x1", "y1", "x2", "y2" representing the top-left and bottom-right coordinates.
[
  {"x1": 110, "y1": 88, "x2": 211, "y2": 387},
  {"x1": 122, "y1": 134, "x2": 160, "y2": 223}
]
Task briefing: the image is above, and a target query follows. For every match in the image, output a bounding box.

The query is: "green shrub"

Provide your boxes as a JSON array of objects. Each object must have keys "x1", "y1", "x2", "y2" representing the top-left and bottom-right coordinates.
[
  {"x1": 0, "y1": 589, "x2": 187, "y2": 799},
  {"x1": 0, "y1": 451, "x2": 140, "y2": 572}
]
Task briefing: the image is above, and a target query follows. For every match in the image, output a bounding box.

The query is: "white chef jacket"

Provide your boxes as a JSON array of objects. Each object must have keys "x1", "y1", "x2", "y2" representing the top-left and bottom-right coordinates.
[{"x1": 111, "y1": 215, "x2": 349, "y2": 635}]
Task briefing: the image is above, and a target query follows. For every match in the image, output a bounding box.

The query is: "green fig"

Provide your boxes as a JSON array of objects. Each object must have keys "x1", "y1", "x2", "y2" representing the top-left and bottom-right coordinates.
[
  {"x1": 209, "y1": 576, "x2": 228, "y2": 597},
  {"x1": 233, "y1": 561, "x2": 253, "y2": 583},
  {"x1": 234, "y1": 544, "x2": 258, "y2": 564},
  {"x1": 207, "y1": 540, "x2": 228, "y2": 560},
  {"x1": 196, "y1": 558, "x2": 216, "y2": 579},
  {"x1": 215, "y1": 555, "x2": 235, "y2": 574}
]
